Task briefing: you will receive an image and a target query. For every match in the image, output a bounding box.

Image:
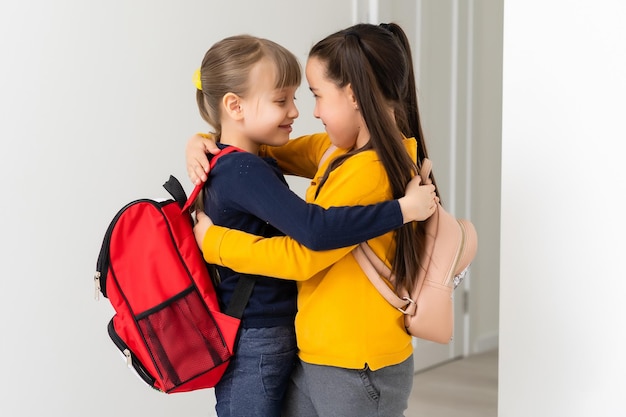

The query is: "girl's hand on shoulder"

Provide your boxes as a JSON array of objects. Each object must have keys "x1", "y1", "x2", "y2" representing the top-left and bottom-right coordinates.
[
  {"x1": 186, "y1": 133, "x2": 220, "y2": 185},
  {"x1": 193, "y1": 211, "x2": 214, "y2": 249},
  {"x1": 398, "y1": 175, "x2": 438, "y2": 223}
]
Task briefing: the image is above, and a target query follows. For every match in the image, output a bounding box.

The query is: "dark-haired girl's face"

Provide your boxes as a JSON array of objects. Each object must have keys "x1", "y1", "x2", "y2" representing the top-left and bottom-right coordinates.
[{"x1": 305, "y1": 56, "x2": 369, "y2": 150}]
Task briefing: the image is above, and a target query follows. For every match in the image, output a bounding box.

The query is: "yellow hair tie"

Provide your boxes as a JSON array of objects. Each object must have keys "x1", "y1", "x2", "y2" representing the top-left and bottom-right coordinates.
[{"x1": 192, "y1": 68, "x2": 202, "y2": 90}]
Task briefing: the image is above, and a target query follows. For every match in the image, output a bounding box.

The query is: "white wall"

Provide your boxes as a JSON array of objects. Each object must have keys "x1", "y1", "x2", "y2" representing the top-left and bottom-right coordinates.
[
  {"x1": 500, "y1": 1, "x2": 626, "y2": 416},
  {"x1": 0, "y1": 1, "x2": 352, "y2": 416},
  {"x1": 0, "y1": 0, "x2": 503, "y2": 415},
  {"x1": 465, "y1": 0, "x2": 503, "y2": 354},
  {"x1": 414, "y1": 0, "x2": 504, "y2": 356}
]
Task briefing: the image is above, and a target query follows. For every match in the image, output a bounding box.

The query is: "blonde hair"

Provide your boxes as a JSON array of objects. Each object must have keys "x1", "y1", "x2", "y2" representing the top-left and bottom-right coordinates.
[{"x1": 196, "y1": 35, "x2": 301, "y2": 141}]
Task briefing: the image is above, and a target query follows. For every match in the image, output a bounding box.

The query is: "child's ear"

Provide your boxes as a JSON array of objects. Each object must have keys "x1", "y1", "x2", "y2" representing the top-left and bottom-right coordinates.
[
  {"x1": 345, "y1": 83, "x2": 359, "y2": 110},
  {"x1": 223, "y1": 93, "x2": 243, "y2": 120}
]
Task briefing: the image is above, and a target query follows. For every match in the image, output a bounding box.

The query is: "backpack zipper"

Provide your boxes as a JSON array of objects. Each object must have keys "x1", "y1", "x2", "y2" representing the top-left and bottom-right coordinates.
[
  {"x1": 107, "y1": 319, "x2": 158, "y2": 389},
  {"x1": 94, "y1": 198, "x2": 174, "y2": 299},
  {"x1": 444, "y1": 220, "x2": 467, "y2": 287},
  {"x1": 94, "y1": 271, "x2": 101, "y2": 301}
]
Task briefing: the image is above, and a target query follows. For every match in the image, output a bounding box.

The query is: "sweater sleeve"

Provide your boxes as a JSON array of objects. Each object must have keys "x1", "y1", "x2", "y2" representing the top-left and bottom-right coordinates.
[
  {"x1": 218, "y1": 152, "x2": 402, "y2": 250},
  {"x1": 202, "y1": 149, "x2": 400, "y2": 279},
  {"x1": 203, "y1": 225, "x2": 350, "y2": 280}
]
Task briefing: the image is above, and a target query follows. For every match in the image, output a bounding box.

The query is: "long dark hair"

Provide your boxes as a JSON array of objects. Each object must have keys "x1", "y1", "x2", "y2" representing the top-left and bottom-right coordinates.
[{"x1": 310, "y1": 23, "x2": 437, "y2": 292}]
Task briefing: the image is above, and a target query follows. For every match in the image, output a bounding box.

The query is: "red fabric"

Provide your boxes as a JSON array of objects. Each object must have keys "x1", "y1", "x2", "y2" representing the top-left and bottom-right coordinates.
[{"x1": 104, "y1": 197, "x2": 238, "y2": 393}]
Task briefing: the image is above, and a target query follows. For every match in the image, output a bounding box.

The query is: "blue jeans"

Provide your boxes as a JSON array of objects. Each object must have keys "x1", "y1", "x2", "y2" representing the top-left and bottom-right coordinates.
[
  {"x1": 282, "y1": 355, "x2": 414, "y2": 417},
  {"x1": 214, "y1": 325, "x2": 297, "y2": 417}
]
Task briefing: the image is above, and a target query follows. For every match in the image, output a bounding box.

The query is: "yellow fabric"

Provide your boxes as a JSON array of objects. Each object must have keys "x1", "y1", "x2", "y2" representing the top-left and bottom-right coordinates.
[
  {"x1": 203, "y1": 133, "x2": 416, "y2": 370},
  {"x1": 258, "y1": 132, "x2": 330, "y2": 179}
]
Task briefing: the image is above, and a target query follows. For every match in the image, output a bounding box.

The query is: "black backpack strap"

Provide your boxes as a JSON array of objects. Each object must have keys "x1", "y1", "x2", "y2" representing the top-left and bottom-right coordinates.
[
  {"x1": 163, "y1": 175, "x2": 188, "y2": 209},
  {"x1": 225, "y1": 274, "x2": 256, "y2": 319},
  {"x1": 224, "y1": 222, "x2": 269, "y2": 319}
]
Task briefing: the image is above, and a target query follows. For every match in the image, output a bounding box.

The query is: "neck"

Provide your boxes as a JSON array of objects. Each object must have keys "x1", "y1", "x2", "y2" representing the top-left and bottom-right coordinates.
[{"x1": 219, "y1": 129, "x2": 259, "y2": 154}]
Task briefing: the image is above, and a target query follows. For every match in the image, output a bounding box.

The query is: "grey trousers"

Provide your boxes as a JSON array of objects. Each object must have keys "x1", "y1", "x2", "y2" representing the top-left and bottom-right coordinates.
[{"x1": 282, "y1": 355, "x2": 414, "y2": 417}]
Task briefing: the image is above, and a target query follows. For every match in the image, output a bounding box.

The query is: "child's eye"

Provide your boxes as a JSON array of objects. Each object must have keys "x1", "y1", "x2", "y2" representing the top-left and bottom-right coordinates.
[{"x1": 276, "y1": 96, "x2": 296, "y2": 105}]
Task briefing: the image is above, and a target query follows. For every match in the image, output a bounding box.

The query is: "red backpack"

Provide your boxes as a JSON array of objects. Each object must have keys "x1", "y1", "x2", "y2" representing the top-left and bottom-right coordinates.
[{"x1": 94, "y1": 147, "x2": 251, "y2": 393}]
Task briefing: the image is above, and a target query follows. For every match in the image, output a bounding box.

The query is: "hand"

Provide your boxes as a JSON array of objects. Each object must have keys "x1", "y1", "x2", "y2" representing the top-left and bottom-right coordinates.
[
  {"x1": 398, "y1": 175, "x2": 439, "y2": 223},
  {"x1": 186, "y1": 133, "x2": 220, "y2": 185},
  {"x1": 193, "y1": 211, "x2": 214, "y2": 248}
]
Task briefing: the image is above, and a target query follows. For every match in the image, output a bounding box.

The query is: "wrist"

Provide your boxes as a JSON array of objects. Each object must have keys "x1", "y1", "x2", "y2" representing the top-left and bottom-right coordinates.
[{"x1": 398, "y1": 196, "x2": 413, "y2": 224}]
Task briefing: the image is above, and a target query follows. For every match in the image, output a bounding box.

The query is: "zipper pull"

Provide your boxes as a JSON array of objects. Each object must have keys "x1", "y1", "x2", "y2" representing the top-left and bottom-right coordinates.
[
  {"x1": 94, "y1": 271, "x2": 101, "y2": 300},
  {"x1": 123, "y1": 349, "x2": 132, "y2": 368}
]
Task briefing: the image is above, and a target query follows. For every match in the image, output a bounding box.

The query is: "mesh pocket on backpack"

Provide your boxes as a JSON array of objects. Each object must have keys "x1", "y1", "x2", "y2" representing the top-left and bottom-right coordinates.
[{"x1": 137, "y1": 287, "x2": 231, "y2": 392}]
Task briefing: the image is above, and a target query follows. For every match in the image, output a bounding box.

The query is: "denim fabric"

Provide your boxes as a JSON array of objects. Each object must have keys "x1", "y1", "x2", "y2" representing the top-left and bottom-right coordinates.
[
  {"x1": 282, "y1": 355, "x2": 414, "y2": 417},
  {"x1": 214, "y1": 326, "x2": 297, "y2": 417}
]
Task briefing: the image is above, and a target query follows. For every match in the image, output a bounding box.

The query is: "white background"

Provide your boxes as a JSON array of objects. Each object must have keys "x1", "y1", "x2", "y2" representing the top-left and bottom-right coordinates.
[
  {"x1": 500, "y1": 0, "x2": 626, "y2": 416},
  {"x1": 3, "y1": 0, "x2": 623, "y2": 416}
]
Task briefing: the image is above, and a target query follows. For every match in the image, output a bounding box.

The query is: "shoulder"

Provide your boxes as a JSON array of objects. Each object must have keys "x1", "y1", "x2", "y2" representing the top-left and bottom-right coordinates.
[
  {"x1": 213, "y1": 150, "x2": 272, "y2": 172},
  {"x1": 341, "y1": 149, "x2": 384, "y2": 173},
  {"x1": 207, "y1": 151, "x2": 283, "y2": 191},
  {"x1": 339, "y1": 138, "x2": 417, "y2": 172},
  {"x1": 287, "y1": 132, "x2": 330, "y2": 149}
]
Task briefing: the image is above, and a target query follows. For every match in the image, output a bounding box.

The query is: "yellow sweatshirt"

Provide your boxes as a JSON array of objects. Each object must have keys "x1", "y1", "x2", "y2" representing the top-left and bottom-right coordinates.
[{"x1": 202, "y1": 133, "x2": 415, "y2": 370}]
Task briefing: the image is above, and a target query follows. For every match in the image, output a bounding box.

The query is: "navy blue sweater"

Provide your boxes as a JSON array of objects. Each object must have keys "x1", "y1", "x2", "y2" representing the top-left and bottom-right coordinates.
[{"x1": 203, "y1": 145, "x2": 403, "y2": 328}]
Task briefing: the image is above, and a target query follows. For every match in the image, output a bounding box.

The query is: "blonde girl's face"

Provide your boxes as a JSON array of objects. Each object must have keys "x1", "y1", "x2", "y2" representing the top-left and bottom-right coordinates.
[
  {"x1": 305, "y1": 56, "x2": 368, "y2": 150},
  {"x1": 238, "y1": 59, "x2": 299, "y2": 148}
]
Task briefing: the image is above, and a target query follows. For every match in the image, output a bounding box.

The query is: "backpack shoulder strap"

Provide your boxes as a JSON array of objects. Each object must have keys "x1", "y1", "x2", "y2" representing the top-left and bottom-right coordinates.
[
  {"x1": 350, "y1": 159, "x2": 435, "y2": 316},
  {"x1": 225, "y1": 275, "x2": 256, "y2": 319},
  {"x1": 208, "y1": 152, "x2": 263, "y2": 319},
  {"x1": 182, "y1": 146, "x2": 244, "y2": 212},
  {"x1": 353, "y1": 242, "x2": 418, "y2": 315}
]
